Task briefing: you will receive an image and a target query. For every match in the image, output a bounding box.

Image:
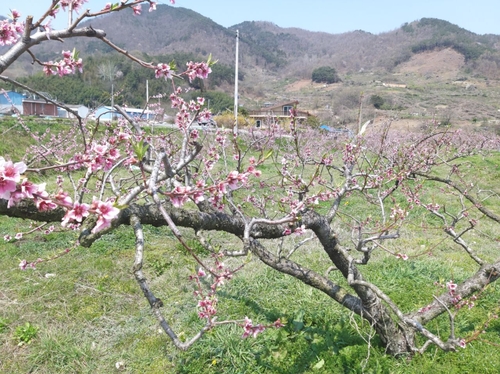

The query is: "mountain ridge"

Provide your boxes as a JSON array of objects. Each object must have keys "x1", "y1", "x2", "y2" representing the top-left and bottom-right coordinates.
[
  {"x1": 4, "y1": 4, "x2": 496, "y2": 80},
  {"x1": 3, "y1": 5, "x2": 500, "y2": 127}
]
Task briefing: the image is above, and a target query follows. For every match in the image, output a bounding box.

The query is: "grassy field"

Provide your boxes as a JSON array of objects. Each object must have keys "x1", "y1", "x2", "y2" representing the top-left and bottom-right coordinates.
[
  {"x1": 1, "y1": 118, "x2": 500, "y2": 373},
  {"x1": 1, "y1": 216, "x2": 500, "y2": 373}
]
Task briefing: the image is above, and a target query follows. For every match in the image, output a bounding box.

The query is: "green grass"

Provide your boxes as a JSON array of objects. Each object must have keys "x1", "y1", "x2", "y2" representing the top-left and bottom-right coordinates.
[
  {"x1": 1, "y1": 124, "x2": 500, "y2": 372},
  {"x1": 0, "y1": 117, "x2": 73, "y2": 159},
  {"x1": 2, "y1": 211, "x2": 500, "y2": 373}
]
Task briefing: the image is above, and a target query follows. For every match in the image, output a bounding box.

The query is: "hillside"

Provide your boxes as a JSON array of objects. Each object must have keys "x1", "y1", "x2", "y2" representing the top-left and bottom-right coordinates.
[
  {"x1": 6, "y1": 5, "x2": 498, "y2": 79},
  {"x1": 2, "y1": 5, "x2": 500, "y2": 129}
]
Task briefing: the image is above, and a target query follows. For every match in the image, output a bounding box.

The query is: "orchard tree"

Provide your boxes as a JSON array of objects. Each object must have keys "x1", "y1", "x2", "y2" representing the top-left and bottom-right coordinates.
[{"x1": 1, "y1": 0, "x2": 500, "y2": 358}]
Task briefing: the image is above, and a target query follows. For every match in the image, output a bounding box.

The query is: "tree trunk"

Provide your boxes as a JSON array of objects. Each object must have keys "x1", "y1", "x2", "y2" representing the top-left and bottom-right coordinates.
[{"x1": 362, "y1": 297, "x2": 416, "y2": 356}]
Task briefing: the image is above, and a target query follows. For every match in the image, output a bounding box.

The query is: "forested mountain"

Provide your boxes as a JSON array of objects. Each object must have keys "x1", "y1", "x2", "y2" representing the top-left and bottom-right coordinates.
[
  {"x1": 4, "y1": 4, "x2": 499, "y2": 77},
  {"x1": 2, "y1": 5, "x2": 500, "y2": 110},
  {"x1": 229, "y1": 18, "x2": 500, "y2": 78}
]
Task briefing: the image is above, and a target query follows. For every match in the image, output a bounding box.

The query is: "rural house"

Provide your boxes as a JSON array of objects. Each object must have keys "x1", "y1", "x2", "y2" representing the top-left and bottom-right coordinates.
[
  {"x1": 0, "y1": 90, "x2": 26, "y2": 115},
  {"x1": 22, "y1": 98, "x2": 58, "y2": 117},
  {"x1": 57, "y1": 104, "x2": 90, "y2": 119},
  {"x1": 93, "y1": 106, "x2": 156, "y2": 121},
  {"x1": 248, "y1": 100, "x2": 311, "y2": 127}
]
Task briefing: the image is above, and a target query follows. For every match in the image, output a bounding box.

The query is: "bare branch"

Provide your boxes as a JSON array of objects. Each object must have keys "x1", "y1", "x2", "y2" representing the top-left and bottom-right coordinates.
[{"x1": 130, "y1": 214, "x2": 211, "y2": 350}]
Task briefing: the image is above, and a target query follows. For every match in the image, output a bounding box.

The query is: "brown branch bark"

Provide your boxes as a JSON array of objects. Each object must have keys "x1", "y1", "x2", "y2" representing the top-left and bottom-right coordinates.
[{"x1": 0, "y1": 27, "x2": 107, "y2": 74}]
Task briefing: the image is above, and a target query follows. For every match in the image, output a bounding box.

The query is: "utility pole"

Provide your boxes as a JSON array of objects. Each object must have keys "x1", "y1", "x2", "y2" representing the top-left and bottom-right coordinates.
[
  {"x1": 233, "y1": 30, "x2": 239, "y2": 136},
  {"x1": 111, "y1": 84, "x2": 114, "y2": 120},
  {"x1": 68, "y1": 2, "x2": 73, "y2": 26}
]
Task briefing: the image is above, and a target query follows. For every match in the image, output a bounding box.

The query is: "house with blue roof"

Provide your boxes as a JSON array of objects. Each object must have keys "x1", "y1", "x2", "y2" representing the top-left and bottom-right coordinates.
[{"x1": 0, "y1": 90, "x2": 26, "y2": 115}]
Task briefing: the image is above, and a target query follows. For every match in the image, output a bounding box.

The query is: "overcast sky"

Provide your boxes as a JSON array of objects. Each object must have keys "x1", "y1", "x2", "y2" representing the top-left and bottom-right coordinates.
[{"x1": 4, "y1": 0, "x2": 500, "y2": 35}]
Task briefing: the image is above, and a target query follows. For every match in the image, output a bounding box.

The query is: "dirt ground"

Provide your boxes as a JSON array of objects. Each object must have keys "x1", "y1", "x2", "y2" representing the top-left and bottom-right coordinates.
[
  {"x1": 285, "y1": 80, "x2": 341, "y2": 92},
  {"x1": 396, "y1": 48, "x2": 465, "y2": 80},
  {"x1": 367, "y1": 116, "x2": 480, "y2": 134}
]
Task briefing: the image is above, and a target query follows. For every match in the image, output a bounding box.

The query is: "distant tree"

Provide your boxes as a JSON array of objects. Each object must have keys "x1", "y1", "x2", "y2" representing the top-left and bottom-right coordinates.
[
  {"x1": 305, "y1": 115, "x2": 321, "y2": 128},
  {"x1": 193, "y1": 90, "x2": 234, "y2": 114},
  {"x1": 311, "y1": 66, "x2": 341, "y2": 84},
  {"x1": 370, "y1": 94, "x2": 385, "y2": 109}
]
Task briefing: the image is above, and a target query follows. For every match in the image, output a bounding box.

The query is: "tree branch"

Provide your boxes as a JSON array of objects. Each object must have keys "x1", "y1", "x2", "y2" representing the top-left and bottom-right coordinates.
[{"x1": 130, "y1": 214, "x2": 211, "y2": 350}]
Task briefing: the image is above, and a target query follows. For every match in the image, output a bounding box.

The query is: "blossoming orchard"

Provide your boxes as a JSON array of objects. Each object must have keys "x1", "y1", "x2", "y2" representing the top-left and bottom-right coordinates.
[{"x1": 1, "y1": 0, "x2": 500, "y2": 359}]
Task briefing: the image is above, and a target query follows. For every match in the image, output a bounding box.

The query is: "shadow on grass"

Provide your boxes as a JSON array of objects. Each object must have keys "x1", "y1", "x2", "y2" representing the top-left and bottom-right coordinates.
[{"x1": 207, "y1": 288, "x2": 375, "y2": 373}]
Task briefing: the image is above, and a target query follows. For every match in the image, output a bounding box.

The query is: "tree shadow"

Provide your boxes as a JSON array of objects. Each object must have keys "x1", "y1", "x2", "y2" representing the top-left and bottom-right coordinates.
[{"x1": 216, "y1": 288, "x2": 377, "y2": 373}]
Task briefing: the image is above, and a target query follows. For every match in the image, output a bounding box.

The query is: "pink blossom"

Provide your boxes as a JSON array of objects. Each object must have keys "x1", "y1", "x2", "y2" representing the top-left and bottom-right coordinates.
[
  {"x1": 4, "y1": 234, "x2": 11, "y2": 241},
  {"x1": 117, "y1": 132, "x2": 131, "y2": 141},
  {"x1": 149, "y1": 2, "x2": 157, "y2": 12},
  {"x1": 169, "y1": 186, "x2": 190, "y2": 208},
  {"x1": 273, "y1": 319, "x2": 285, "y2": 328},
  {"x1": 19, "y1": 259, "x2": 28, "y2": 270},
  {"x1": 92, "y1": 215, "x2": 112, "y2": 233},
  {"x1": 62, "y1": 202, "x2": 90, "y2": 226},
  {"x1": 20, "y1": 180, "x2": 39, "y2": 198},
  {"x1": 36, "y1": 199, "x2": 58, "y2": 211},
  {"x1": 132, "y1": 4, "x2": 142, "y2": 15},
  {"x1": 54, "y1": 190, "x2": 73, "y2": 207},
  {"x1": 192, "y1": 190, "x2": 205, "y2": 204},
  {"x1": 43, "y1": 50, "x2": 83, "y2": 77},
  {"x1": 0, "y1": 158, "x2": 27, "y2": 200},
  {"x1": 48, "y1": 6, "x2": 58, "y2": 18},
  {"x1": 294, "y1": 225, "x2": 306, "y2": 235},
  {"x1": 56, "y1": 61, "x2": 73, "y2": 77},
  {"x1": 92, "y1": 144, "x2": 108, "y2": 156},
  {"x1": 226, "y1": 171, "x2": 240, "y2": 190},
  {"x1": 94, "y1": 200, "x2": 120, "y2": 221},
  {"x1": 44, "y1": 225, "x2": 55, "y2": 235},
  {"x1": 242, "y1": 317, "x2": 265, "y2": 338},
  {"x1": 199, "y1": 108, "x2": 212, "y2": 123},
  {"x1": 59, "y1": 0, "x2": 89, "y2": 12},
  {"x1": 0, "y1": 157, "x2": 27, "y2": 182},
  {"x1": 35, "y1": 183, "x2": 47, "y2": 195},
  {"x1": 246, "y1": 165, "x2": 262, "y2": 177},
  {"x1": 0, "y1": 176, "x2": 16, "y2": 199},
  {"x1": 10, "y1": 10, "x2": 21, "y2": 20},
  {"x1": 197, "y1": 296, "x2": 217, "y2": 319},
  {"x1": 108, "y1": 148, "x2": 120, "y2": 160},
  {"x1": 155, "y1": 63, "x2": 173, "y2": 80},
  {"x1": 15, "y1": 232, "x2": 23, "y2": 240},
  {"x1": 43, "y1": 64, "x2": 56, "y2": 76},
  {"x1": 170, "y1": 93, "x2": 183, "y2": 108},
  {"x1": 62, "y1": 50, "x2": 72, "y2": 59},
  {"x1": 185, "y1": 61, "x2": 212, "y2": 82},
  {"x1": 0, "y1": 19, "x2": 21, "y2": 46},
  {"x1": 217, "y1": 182, "x2": 227, "y2": 195},
  {"x1": 170, "y1": 0, "x2": 175, "y2": 4},
  {"x1": 190, "y1": 129, "x2": 199, "y2": 140},
  {"x1": 7, "y1": 189, "x2": 25, "y2": 208},
  {"x1": 446, "y1": 280, "x2": 457, "y2": 292}
]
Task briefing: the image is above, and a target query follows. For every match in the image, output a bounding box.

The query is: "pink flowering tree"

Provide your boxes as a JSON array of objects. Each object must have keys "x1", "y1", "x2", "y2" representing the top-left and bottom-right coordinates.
[{"x1": 1, "y1": 1, "x2": 500, "y2": 358}]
